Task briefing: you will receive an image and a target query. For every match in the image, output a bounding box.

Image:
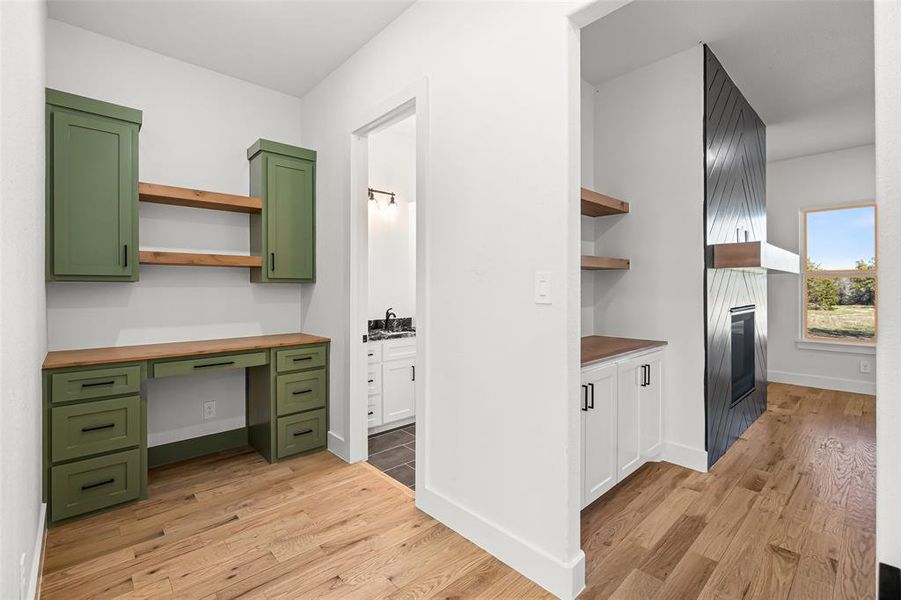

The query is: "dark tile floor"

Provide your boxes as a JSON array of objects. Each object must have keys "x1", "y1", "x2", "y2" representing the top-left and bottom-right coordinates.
[{"x1": 367, "y1": 423, "x2": 415, "y2": 489}]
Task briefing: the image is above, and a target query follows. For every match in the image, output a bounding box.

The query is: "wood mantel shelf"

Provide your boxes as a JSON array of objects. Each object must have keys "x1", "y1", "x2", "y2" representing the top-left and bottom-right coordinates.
[
  {"x1": 709, "y1": 241, "x2": 800, "y2": 274},
  {"x1": 139, "y1": 251, "x2": 263, "y2": 268},
  {"x1": 581, "y1": 335, "x2": 668, "y2": 367},
  {"x1": 139, "y1": 182, "x2": 262, "y2": 214},
  {"x1": 43, "y1": 332, "x2": 330, "y2": 369},
  {"x1": 581, "y1": 187, "x2": 630, "y2": 217},
  {"x1": 581, "y1": 255, "x2": 630, "y2": 270}
]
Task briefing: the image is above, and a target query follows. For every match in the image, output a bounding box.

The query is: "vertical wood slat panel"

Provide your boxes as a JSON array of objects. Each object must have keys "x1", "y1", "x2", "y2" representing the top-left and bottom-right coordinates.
[{"x1": 704, "y1": 46, "x2": 768, "y2": 468}]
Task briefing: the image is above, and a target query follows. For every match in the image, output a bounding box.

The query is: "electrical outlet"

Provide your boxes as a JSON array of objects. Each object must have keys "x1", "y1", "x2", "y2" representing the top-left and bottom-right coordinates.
[
  {"x1": 534, "y1": 271, "x2": 551, "y2": 305},
  {"x1": 203, "y1": 400, "x2": 216, "y2": 420},
  {"x1": 860, "y1": 360, "x2": 872, "y2": 374}
]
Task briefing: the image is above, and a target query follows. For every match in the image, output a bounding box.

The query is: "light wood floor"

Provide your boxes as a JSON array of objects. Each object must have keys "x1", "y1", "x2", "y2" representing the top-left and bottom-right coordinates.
[{"x1": 41, "y1": 383, "x2": 874, "y2": 599}]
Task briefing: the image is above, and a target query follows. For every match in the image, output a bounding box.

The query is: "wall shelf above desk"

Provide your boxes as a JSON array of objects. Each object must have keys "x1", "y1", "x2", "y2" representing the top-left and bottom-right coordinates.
[
  {"x1": 139, "y1": 251, "x2": 263, "y2": 268},
  {"x1": 139, "y1": 182, "x2": 262, "y2": 214},
  {"x1": 581, "y1": 187, "x2": 630, "y2": 217},
  {"x1": 581, "y1": 255, "x2": 630, "y2": 270}
]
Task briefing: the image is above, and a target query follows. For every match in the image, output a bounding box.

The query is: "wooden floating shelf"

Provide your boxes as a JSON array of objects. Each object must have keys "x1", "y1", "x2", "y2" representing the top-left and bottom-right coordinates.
[
  {"x1": 581, "y1": 187, "x2": 629, "y2": 217},
  {"x1": 139, "y1": 251, "x2": 263, "y2": 268},
  {"x1": 581, "y1": 255, "x2": 630, "y2": 271},
  {"x1": 709, "y1": 241, "x2": 800, "y2": 274},
  {"x1": 139, "y1": 182, "x2": 262, "y2": 214}
]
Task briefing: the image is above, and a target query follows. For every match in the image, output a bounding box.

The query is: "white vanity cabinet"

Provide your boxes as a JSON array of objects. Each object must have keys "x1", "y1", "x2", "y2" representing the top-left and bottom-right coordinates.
[
  {"x1": 367, "y1": 337, "x2": 416, "y2": 431},
  {"x1": 581, "y1": 348, "x2": 665, "y2": 509}
]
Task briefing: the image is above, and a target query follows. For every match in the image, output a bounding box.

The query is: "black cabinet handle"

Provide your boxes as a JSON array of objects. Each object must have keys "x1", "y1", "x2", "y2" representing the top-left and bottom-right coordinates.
[
  {"x1": 368, "y1": 411, "x2": 374, "y2": 416},
  {"x1": 646, "y1": 364, "x2": 651, "y2": 386},
  {"x1": 82, "y1": 423, "x2": 115, "y2": 433},
  {"x1": 293, "y1": 429, "x2": 313, "y2": 437},
  {"x1": 81, "y1": 380, "x2": 115, "y2": 388},
  {"x1": 292, "y1": 356, "x2": 313, "y2": 362},
  {"x1": 588, "y1": 383, "x2": 595, "y2": 409},
  {"x1": 291, "y1": 388, "x2": 312, "y2": 396},
  {"x1": 640, "y1": 365, "x2": 647, "y2": 387},
  {"x1": 81, "y1": 478, "x2": 115, "y2": 491},
  {"x1": 367, "y1": 379, "x2": 374, "y2": 383},
  {"x1": 270, "y1": 252, "x2": 275, "y2": 271},
  {"x1": 193, "y1": 360, "x2": 235, "y2": 369},
  {"x1": 581, "y1": 385, "x2": 588, "y2": 411},
  {"x1": 412, "y1": 366, "x2": 415, "y2": 381},
  {"x1": 368, "y1": 353, "x2": 374, "y2": 357},
  {"x1": 123, "y1": 244, "x2": 128, "y2": 268}
]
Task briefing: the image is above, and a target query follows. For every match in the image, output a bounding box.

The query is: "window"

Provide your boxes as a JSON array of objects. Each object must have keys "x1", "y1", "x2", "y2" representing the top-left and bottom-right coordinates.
[{"x1": 802, "y1": 205, "x2": 876, "y2": 343}]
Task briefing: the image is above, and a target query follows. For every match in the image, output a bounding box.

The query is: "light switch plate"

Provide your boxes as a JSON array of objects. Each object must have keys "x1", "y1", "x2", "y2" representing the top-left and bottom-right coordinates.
[
  {"x1": 534, "y1": 271, "x2": 551, "y2": 305},
  {"x1": 860, "y1": 360, "x2": 872, "y2": 374}
]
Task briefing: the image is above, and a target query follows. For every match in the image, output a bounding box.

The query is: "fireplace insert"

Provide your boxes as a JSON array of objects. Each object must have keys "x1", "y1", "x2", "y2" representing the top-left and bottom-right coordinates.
[{"x1": 731, "y1": 305, "x2": 756, "y2": 405}]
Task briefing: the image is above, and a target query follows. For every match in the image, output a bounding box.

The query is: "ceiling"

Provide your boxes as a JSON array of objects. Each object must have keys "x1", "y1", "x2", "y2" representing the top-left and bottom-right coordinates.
[
  {"x1": 581, "y1": 0, "x2": 874, "y2": 162},
  {"x1": 48, "y1": 0, "x2": 415, "y2": 99}
]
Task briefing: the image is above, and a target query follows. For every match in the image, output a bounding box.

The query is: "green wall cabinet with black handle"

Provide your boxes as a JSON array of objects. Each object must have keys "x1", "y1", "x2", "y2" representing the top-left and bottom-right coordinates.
[
  {"x1": 248, "y1": 139, "x2": 317, "y2": 283},
  {"x1": 45, "y1": 89, "x2": 141, "y2": 281}
]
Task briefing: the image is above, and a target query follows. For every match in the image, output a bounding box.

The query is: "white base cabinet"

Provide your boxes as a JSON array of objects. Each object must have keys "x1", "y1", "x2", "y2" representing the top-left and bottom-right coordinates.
[
  {"x1": 581, "y1": 348, "x2": 665, "y2": 509},
  {"x1": 367, "y1": 337, "x2": 416, "y2": 430}
]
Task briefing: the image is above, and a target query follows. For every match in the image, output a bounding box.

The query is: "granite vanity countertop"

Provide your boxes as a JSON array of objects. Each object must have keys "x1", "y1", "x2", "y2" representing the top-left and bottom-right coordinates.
[
  {"x1": 581, "y1": 335, "x2": 667, "y2": 367},
  {"x1": 368, "y1": 329, "x2": 416, "y2": 341}
]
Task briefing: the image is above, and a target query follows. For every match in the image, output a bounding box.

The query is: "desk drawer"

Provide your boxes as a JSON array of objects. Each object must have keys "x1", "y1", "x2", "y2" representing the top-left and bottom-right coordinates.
[
  {"x1": 50, "y1": 366, "x2": 142, "y2": 404},
  {"x1": 152, "y1": 351, "x2": 267, "y2": 378},
  {"x1": 276, "y1": 344, "x2": 327, "y2": 373},
  {"x1": 277, "y1": 409, "x2": 326, "y2": 459},
  {"x1": 51, "y1": 449, "x2": 140, "y2": 521},
  {"x1": 51, "y1": 396, "x2": 141, "y2": 462},
  {"x1": 276, "y1": 369, "x2": 327, "y2": 416}
]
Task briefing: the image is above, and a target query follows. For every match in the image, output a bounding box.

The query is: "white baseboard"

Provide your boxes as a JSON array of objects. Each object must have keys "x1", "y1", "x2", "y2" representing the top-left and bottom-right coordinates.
[
  {"x1": 327, "y1": 431, "x2": 349, "y2": 462},
  {"x1": 768, "y1": 370, "x2": 876, "y2": 395},
  {"x1": 662, "y1": 441, "x2": 708, "y2": 473},
  {"x1": 27, "y1": 503, "x2": 46, "y2": 600},
  {"x1": 416, "y1": 486, "x2": 585, "y2": 600}
]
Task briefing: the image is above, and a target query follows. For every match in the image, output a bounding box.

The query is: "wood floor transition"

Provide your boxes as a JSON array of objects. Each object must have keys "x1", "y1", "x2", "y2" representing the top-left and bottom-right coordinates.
[{"x1": 40, "y1": 383, "x2": 874, "y2": 599}]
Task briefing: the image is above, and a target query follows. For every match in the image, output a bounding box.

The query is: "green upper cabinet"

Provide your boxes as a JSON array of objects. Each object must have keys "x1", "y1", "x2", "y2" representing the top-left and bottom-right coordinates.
[
  {"x1": 46, "y1": 89, "x2": 141, "y2": 281},
  {"x1": 248, "y1": 139, "x2": 316, "y2": 283}
]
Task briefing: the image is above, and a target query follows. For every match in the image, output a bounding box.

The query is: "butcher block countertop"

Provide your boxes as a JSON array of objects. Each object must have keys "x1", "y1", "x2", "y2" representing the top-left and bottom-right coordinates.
[{"x1": 581, "y1": 335, "x2": 668, "y2": 367}]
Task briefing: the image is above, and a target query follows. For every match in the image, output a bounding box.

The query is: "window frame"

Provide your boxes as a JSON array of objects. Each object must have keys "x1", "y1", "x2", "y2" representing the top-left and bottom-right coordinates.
[{"x1": 800, "y1": 203, "x2": 878, "y2": 345}]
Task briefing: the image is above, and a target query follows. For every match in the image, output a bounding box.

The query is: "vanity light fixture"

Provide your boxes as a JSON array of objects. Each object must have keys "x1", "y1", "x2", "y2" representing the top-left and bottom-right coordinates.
[{"x1": 368, "y1": 187, "x2": 397, "y2": 211}]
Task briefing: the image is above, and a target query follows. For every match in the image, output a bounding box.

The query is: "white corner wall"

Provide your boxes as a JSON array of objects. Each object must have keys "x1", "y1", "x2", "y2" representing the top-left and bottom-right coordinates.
[
  {"x1": 875, "y1": 0, "x2": 901, "y2": 574},
  {"x1": 0, "y1": 1, "x2": 47, "y2": 598},
  {"x1": 767, "y1": 145, "x2": 877, "y2": 395},
  {"x1": 297, "y1": 1, "x2": 597, "y2": 597},
  {"x1": 581, "y1": 79, "x2": 596, "y2": 335},
  {"x1": 368, "y1": 116, "x2": 416, "y2": 321},
  {"x1": 592, "y1": 45, "x2": 708, "y2": 469},
  {"x1": 44, "y1": 20, "x2": 305, "y2": 446}
]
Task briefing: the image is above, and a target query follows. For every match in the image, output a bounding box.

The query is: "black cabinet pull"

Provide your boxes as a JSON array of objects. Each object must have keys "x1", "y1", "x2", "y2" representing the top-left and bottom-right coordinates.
[
  {"x1": 646, "y1": 364, "x2": 651, "y2": 386},
  {"x1": 581, "y1": 385, "x2": 588, "y2": 411},
  {"x1": 368, "y1": 411, "x2": 374, "y2": 416},
  {"x1": 640, "y1": 365, "x2": 647, "y2": 387},
  {"x1": 292, "y1": 356, "x2": 313, "y2": 362},
  {"x1": 193, "y1": 360, "x2": 235, "y2": 369},
  {"x1": 81, "y1": 478, "x2": 115, "y2": 491},
  {"x1": 292, "y1": 388, "x2": 313, "y2": 396},
  {"x1": 81, "y1": 380, "x2": 115, "y2": 388},
  {"x1": 270, "y1": 252, "x2": 275, "y2": 271},
  {"x1": 292, "y1": 429, "x2": 313, "y2": 437},
  {"x1": 588, "y1": 383, "x2": 595, "y2": 409},
  {"x1": 82, "y1": 423, "x2": 115, "y2": 433},
  {"x1": 367, "y1": 379, "x2": 374, "y2": 383},
  {"x1": 412, "y1": 366, "x2": 415, "y2": 381},
  {"x1": 123, "y1": 244, "x2": 128, "y2": 268},
  {"x1": 367, "y1": 353, "x2": 374, "y2": 357}
]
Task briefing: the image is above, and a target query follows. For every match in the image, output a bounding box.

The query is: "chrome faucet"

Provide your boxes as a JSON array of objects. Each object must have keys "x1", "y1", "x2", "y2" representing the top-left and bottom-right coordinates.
[{"x1": 385, "y1": 308, "x2": 396, "y2": 331}]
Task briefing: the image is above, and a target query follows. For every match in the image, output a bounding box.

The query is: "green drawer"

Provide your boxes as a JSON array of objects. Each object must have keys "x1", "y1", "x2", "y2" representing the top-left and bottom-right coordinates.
[
  {"x1": 51, "y1": 396, "x2": 141, "y2": 462},
  {"x1": 152, "y1": 351, "x2": 267, "y2": 378},
  {"x1": 276, "y1": 344, "x2": 327, "y2": 373},
  {"x1": 50, "y1": 365, "x2": 142, "y2": 404},
  {"x1": 51, "y1": 448, "x2": 141, "y2": 521},
  {"x1": 276, "y1": 369, "x2": 327, "y2": 417},
  {"x1": 277, "y1": 409, "x2": 326, "y2": 459}
]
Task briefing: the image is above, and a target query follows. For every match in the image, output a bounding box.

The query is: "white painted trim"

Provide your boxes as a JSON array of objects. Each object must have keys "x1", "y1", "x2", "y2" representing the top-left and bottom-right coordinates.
[
  {"x1": 662, "y1": 442, "x2": 708, "y2": 473},
  {"x1": 768, "y1": 369, "x2": 876, "y2": 395},
  {"x1": 327, "y1": 431, "x2": 349, "y2": 462},
  {"x1": 27, "y1": 503, "x2": 46, "y2": 600},
  {"x1": 794, "y1": 339, "x2": 876, "y2": 355},
  {"x1": 416, "y1": 486, "x2": 585, "y2": 600},
  {"x1": 368, "y1": 416, "x2": 415, "y2": 436}
]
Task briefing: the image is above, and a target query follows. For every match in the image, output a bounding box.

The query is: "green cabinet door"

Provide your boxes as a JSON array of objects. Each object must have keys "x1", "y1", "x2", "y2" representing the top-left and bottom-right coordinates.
[
  {"x1": 248, "y1": 139, "x2": 316, "y2": 283},
  {"x1": 46, "y1": 90, "x2": 141, "y2": 281}
]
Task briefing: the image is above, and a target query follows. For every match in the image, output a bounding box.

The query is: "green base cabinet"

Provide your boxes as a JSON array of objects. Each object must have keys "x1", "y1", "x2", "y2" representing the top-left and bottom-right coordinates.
[
  {"x1": 248, "y1": 139, "x2": 317, "y2": 283},
  {"x1": 46, "y1": 89, "x2": 141, "y2": 282}
]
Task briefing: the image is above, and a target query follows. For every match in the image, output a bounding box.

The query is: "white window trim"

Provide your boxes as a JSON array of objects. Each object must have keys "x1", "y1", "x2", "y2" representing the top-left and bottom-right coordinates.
[{"x1": 795, "y1": 338, "x2": 876, "y2": 355}]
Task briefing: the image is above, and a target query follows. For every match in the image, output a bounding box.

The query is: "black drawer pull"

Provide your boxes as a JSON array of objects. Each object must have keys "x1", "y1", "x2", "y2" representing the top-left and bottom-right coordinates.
[
  {"x1": 82, "y1": 423, "x2": 115, "y2": 433},
  {"x1": 81, "y1": 478, "x2": 115, "y2": 491},
  {"x1": 81, "y1": 380, "x2": 115, "y2": 388},
  {"x1": 368, "y1": 379, "x2": 374, "y2": 383},
  {"x1": 588, "y1": 383, "x2": 595, "y2": 409},
  {"x1": 581, "y1": 385, "x2": 588, "y2": 411},
  {"x1": 292, "y1": 356, "x2": 313, "y2": 362},
  {"x1": 293, "y1": 428, "x2": 313, "y2": 437},
  {"x1": 368, "y1": 411, "x2": 374, "y2": 416},
  {"x1": 368, "y1": 353, "x2": 374, "y2": 357},
  {"x1": 193, "y1": 360, "x2": 235, "y2": 369},
  {"x1": 292, "y1": 388, "x2": 313, "y2": 396}
]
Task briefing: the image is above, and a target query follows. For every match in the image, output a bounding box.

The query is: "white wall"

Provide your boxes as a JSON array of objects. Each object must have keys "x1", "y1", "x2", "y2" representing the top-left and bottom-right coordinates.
[
  {"x1": 592, "y1": 45, "x2": 708, "y2": 469},
  {"x1": 45, "y1": 20, "x2": 305, "y2": 446},
  {"x1": 767, "y1": 145, "x2": 877, "y2": 395},
  {"x1": 0, "y1": 1, "x2": 47, "y2": 597},
  {"x1": 297, "y1": 2, "x2": 594, "y2": 597},
  {"x1": 876, "y1": 0, "x2": 901, "y2": 574},
  {"x1": 581, "y1": 79, "x2": 596, "y2": 335},
  {"x1": 368, "y1": 116, "x2": 416, "y2": 321}
]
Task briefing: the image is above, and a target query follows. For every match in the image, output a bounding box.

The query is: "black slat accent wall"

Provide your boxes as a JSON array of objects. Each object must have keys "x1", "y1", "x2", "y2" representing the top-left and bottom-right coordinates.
[{"x1": 704, "y1": 46, "x2": 768, "y2": 468}]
